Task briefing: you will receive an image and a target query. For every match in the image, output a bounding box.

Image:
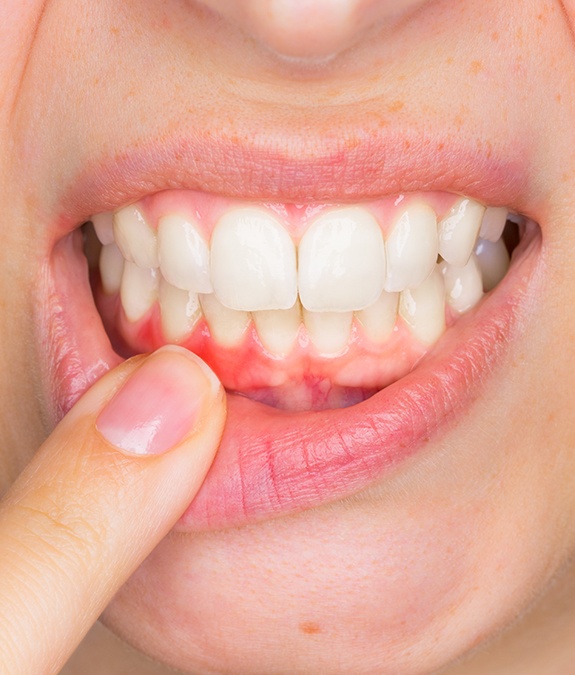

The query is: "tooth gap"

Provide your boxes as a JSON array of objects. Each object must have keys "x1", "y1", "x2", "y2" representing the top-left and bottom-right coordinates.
[
  {"x1": 82, "y1": 221, "x2": 102, "y2": 269},
  {"x1": 502, "y1": 219, "x2": 521, "y2": 256}
]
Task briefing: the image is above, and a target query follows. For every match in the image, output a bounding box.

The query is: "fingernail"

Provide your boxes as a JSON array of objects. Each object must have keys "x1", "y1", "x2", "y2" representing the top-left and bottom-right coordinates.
[{"x1": 96, "y1": 346, "x2": 220, "y2": 456}]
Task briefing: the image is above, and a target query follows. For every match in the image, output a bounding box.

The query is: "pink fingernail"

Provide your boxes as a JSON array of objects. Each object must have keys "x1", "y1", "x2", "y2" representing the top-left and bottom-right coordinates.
[{"x1": 96, "y1": 346, "x2": 219, "y2": 456}]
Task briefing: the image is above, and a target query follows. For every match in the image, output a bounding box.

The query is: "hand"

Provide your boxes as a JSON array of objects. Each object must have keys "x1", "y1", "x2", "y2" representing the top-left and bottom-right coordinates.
[{"x1": 0, "y1": 346, "x2": 226, "y2": 674}]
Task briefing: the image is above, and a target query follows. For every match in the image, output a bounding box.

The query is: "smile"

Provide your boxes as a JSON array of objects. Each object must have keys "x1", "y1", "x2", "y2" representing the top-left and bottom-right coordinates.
[{"x1": 40, "y1": 136, "x2": 542, "y2": 532}]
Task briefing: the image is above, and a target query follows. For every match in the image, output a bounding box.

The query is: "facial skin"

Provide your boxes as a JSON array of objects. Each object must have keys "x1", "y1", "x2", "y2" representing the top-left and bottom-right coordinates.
[{"x1": 3, "y1": 1, "x2": 575, "y2": 673}]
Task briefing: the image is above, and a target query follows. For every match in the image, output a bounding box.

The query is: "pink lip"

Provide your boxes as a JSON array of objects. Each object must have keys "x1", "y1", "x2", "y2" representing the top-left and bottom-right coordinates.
[{"x1": 40, "y1": 129, "x2": 540, "y2": 530}]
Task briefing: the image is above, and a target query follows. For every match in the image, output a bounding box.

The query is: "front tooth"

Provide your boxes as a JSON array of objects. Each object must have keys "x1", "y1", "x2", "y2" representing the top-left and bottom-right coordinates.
[
  {"x1": 92, "y1": 213, "x2": 115, "y2": 245},
  {"x1": 440, "y1": 254, "x2": 483, "y2": 313},
  {"x1": 120, "y1": 262, "x2": 159, "y2": 322},
  {"x1": 158, "y1": 214, "x2": 212, "y2": 293},
  {"x1": 210, "y1": 207, "x2": 297, "y2": 311},
  {"x1": 253, "y1": 302, "x2": 302, "y2": 356},
  {"x1": 479, "y1": 206, "x2": 508, "y2": 242},
  {"x1": 99, "y1": 243, "x2": 124, "y2": 295},
  {"x1": 384, "y1": 202, "x2": 438, "y2": 292},
  {"x1": 399, "y1": 267, "x2": 445, "y2": 344},
  {"x1": 159, "y1": 280, "x2": 202, "y2": 343},
  {"x1": 304, "y1": 310, "x2": 353, "y2": 356},
  {"x1": 298, "y1": 207, "x2": 385, "y2": 312},
  {"x1": 474, "y1": 238, "x2": 510, "y2": 291},
  {"x1": 438, "y1": 198, "x2": 485, "y2": 267},
  {"x1": 356, "y1": 291, "x2": 399, "y2": 342},
  {"x1": 200, "y1": 293, "x2": 250, "y2": 347},
  {"x1": 113, "y1": 204, "x2": 159, "y2": 269}
]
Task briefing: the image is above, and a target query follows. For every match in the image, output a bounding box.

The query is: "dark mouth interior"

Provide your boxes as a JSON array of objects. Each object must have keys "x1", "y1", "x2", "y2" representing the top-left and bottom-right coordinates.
[{"x1": 80, "y1": 215, "x2": 524, "y2": 411}]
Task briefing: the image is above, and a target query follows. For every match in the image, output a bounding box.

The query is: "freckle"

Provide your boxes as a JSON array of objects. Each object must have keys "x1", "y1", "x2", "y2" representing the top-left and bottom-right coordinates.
[
  {"x1": 388, "y1": 100, "x2": 404, "y2": 113},
  {"x1": 491, "y1": 31, "x2": 499, "y2": 42},
  {"x1": 300, "y1": 622, "x2": 321, "y2": 635},
  {"x1": 446, "y1": 56, "x2": 454, "y2": 65},
  {"x1": 556, "y1": 93, "x2": 562, "y2": 103},
  {"x1": 110, "y1": 26, "x2": 119, "y2": 35},
  {"x1": 470, "y1": 61, "x2": 483, "y2": 75}
]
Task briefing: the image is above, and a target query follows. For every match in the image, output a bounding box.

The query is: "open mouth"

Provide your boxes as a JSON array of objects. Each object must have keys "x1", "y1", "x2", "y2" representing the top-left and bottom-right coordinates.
[
  {"x1": 88, "y1": 190, "x2": 520, "y2": 410},
  {"x1": 42, "y1": 167, "x2": 541, "y2": 531}
]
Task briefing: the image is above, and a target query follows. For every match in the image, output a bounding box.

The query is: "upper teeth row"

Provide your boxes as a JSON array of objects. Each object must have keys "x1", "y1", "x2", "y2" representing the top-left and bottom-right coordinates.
[{"x1": 93, "y1": 198, "x2": 510, "y2": 314}]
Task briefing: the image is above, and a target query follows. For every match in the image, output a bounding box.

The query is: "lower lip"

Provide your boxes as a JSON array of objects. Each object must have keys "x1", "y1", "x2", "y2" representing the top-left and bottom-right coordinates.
[{"x1": 42, "y1": 227, "x2": 540, "y2": 531}]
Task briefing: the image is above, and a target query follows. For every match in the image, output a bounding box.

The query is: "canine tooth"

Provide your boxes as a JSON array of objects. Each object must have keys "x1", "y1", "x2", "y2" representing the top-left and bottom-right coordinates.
[
  {"x1": 479, "y1": 206, "x2": 508, "y2": 242},
  {"x1": 399, "y1": 267, "x2": 445, "y2": 344},
  {"x1": 253, "y1": 302, "x2": 302, "y2": 356},
  {"x1": 440, "y1": 254, "x2": 483, "y2": 313},
  {"x1": 113, "y1": 205, "x2": 159, "y2": 269},
  {"x1": 211, "y1": 207, "x2": 297, "y2": 311},
  {"x1": 99, "y1": 243, "x2": 124, "y2": 295},
  {"x1": 384, "y1": 202, "x2": 438, "y2": 292},
  {"x1": 158, "y1": 214, "x2": 212, "y2": 293},
  {"x1": 200, "y1": 293, "x2": 250, "y2": 347},
  {"x1": 120, "y1": 262, "x2": 159, "y2": 322},
  {"x1": 92, "y1": 213, "x2": 115, "y2": 245},
  {"x1": 356, "y1": 291, "x2": 399, "y2": 342},
  {"x1": 474, "y1": 238, "x2": 510, "y2": 291},
  {"x1": 438, "y1": 198, "x2": 485, "y2": 267},
  {"x1": 298, "y1": 207, "x2": 385, "y2": 312},
  {"x1": 304, "y1": 309, "x2": 353, "y2": 356},
  {"x1": 159, "y1": 280, "x2": 201, "y2": 343}
]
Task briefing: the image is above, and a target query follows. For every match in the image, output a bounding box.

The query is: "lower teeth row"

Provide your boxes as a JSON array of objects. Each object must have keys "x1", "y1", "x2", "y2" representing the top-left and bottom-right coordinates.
[{"x1": 98, "y1": 235, "x2": 510, "y2": 356}]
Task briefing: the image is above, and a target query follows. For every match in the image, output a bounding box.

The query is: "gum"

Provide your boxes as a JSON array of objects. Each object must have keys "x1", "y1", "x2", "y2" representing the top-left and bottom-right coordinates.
[
  {"x1": 97, "y1": 286, "x2": 460, "y2": 410},
  {"x1": 137, "y1": 189, "x2": 466, "y2": 241}
]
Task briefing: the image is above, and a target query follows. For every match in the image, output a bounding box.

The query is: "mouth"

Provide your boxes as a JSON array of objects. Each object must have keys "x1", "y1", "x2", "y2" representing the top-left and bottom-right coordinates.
[{"x1": 39, "y1": 136, "x2": 541, "y2": 531}]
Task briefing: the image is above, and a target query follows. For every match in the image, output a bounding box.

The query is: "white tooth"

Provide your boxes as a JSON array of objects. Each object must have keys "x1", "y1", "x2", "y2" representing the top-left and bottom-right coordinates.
[
  {"x1": 158, "y1": 214, "x2": 212, "y2": 293},
  {"x1": 303, "y1": 309, "x2": 353, "y2": 356},
  {"x1": 298, "y1": 207, "x2": 385, "y2": 312},
  {"x1": 479, "y1": 206, "x2": 508, "y2": 242},
  {"x1": 159, "y1": 280, "x2": 202, "y2": 342},
  {"x1": 440, "y1": 254, "x2": 483, "y2": 313},
  {"x1": 438, "y1": 198, "x2": 485, "y2": 267},
  {"x1": 120, "y1": 262, "x2": 159, "y2": 322},
  {"x1": 92, "y1": 212, "x2": 115, "y2": 245},
  {"x1": 113, "y1": 205, "x2": 159, "y2": 269},
  {"x1": 253, "y1": 302, "x2": 302, "y2": 356},
  {"x1": 210, "y1": 207, "x2": 297, "y2": 311},
  {"x1": 399, "y1": 267, "x2": 445, "y2": 344},
  {"x1": 384, "y1": 202, "x2": 438, "y2": 292},
  {"x1": 474, "y1": 238, "x2": 510, "y2": 291},
  {"x1": 356, "y1": 291, "x2": 399, "y2": 342},
  {"x1": 99, "y1": 243, "x2": 124, "y2": 295},
  {"x1": 200, "y1": 293, "x2": 250, "y2": 347}
]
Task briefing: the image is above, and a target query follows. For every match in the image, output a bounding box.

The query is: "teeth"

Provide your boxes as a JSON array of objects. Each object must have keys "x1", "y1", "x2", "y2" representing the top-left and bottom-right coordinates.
[
  {"x1": 399, "y1": 266, "x2": 445, "y2": 344},
  {"x1": 120, "y1": 262, "x2": 159, "y2": 322},
  {"x1": 253, "y1": 302, "x2": 302, "y2": 356},
  {"x1": 92, "y1": 213, "x2": 115, "y2": 245},
  {"x1": 384, "y1": 202, "x2": 438, "y2": 292},
  {"x1": 356, "y1": 291, "x2": 399, "y2": 342},
  {"x1": 303, "y1": 310, "x2": 353, "y2": 356},
  {"x1": 440, "y1": 254, "x2": 483, "y2": 313},
  {"x1": 298, "y1": 207, "x2": 385, "y2": 312},
  {"x1": 99, "y1": 243, "x2": 124, "y2": 295},
  {"x1": 479, "y1": 206, "x2": 508, "y2": 242},
  {"x1": 158, "y1": 214, "x2": 213, "y2": 293},
  {"x1": 200, "y1": 293, "x2": 251, "y2": 347},
  {"x1": 474, "y1": 238, "x2": 510, "y2": 291},
  {"x1": 210, "y1": 207, "x2": 297, "y2": 312},
  {"x1": 438, "y1": 198, "x2": 485, "y2": 267},
  {"x1": 159, "y1": 280, "x2": 201, "y2": 342},
  {"x1": 113, "y1": 205, "x2": 159, "y2": 269}
]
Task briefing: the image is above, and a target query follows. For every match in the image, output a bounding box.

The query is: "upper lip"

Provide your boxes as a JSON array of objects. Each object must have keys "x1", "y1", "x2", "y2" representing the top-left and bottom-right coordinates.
[{"x1": 55, "y1": 122, "x2": 534, "y2": 239}]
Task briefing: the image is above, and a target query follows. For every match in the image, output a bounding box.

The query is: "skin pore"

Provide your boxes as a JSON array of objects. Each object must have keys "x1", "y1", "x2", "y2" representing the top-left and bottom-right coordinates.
[{"x1": 3, "y1": 0, "x2": 575, "y2": 673}]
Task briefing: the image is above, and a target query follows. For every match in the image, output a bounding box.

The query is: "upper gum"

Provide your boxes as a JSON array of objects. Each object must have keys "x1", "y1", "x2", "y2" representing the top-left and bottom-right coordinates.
[{"x1": 126, "y1": 189, "x2": 491, "y2": 242}]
